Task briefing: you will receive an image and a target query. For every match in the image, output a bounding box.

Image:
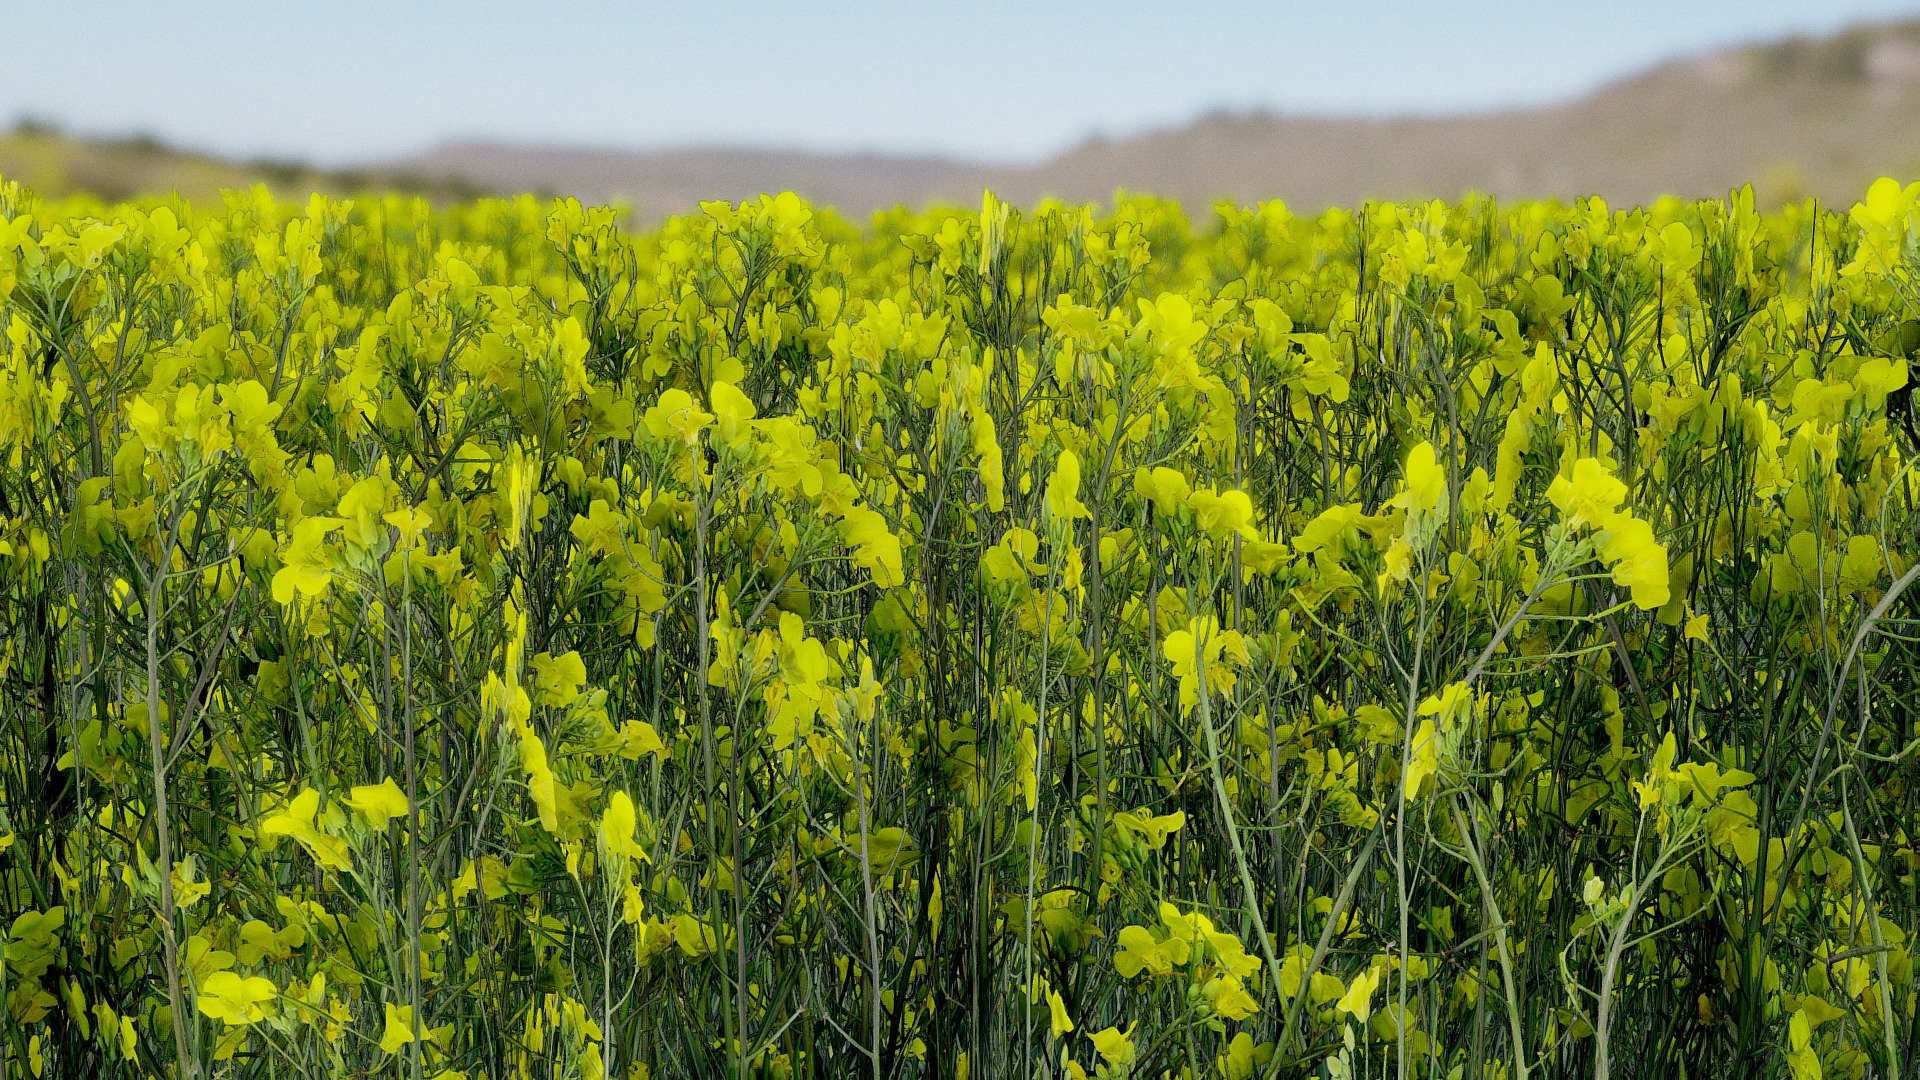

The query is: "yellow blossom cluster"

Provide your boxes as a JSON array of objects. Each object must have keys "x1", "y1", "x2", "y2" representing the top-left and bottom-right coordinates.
[{"x1": 0, "y1": 175, "x2": 1917, "y2": 1079}]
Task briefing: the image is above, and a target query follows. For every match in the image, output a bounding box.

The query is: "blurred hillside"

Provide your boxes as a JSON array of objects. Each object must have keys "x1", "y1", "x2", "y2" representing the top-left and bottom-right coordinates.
[
  {"x1": 402, "y1": 18, "x2": 1920, "y2": 216},
  {"x1": 15, "y1": 17, "x2": 1920, "y2": 215},
  {"x1": 0, "y1": 122, "x2": 481, "y2": 205}
]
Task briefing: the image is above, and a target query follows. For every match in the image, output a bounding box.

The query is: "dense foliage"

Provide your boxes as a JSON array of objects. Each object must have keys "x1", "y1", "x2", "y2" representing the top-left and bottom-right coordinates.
[{"x1": 2, "y1": 176, "x2": 1919, "y2": 1080}]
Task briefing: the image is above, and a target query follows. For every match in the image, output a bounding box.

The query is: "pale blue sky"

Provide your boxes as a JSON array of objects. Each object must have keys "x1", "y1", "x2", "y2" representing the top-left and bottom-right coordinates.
[{"x1": 6, "y1": 0, "x2": 1919, "y2": 164}]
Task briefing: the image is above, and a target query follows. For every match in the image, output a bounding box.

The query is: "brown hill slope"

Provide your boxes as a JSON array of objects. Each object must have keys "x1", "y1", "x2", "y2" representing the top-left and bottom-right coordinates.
[
  {"x1": 401, "y1": 18, "x2": 1920, "y2": 217},
  {"x1": 997, "y1": 21, "x2": 1920, "y2": 211},
  {"x1": 406, "y1": 143, "x2": 996, "y2": 217},
  {"x1": 12, "y1": 18, "x2": 1920, "y2": 215},
  {"x1": 0, "y1": 126, "x2": 482, "y2": 205}
]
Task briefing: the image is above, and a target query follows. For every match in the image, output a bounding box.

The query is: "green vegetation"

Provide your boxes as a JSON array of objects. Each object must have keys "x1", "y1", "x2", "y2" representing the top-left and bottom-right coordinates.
[{"x1": 0, "y1": 178, "x2": 1918, "y2": 1079}]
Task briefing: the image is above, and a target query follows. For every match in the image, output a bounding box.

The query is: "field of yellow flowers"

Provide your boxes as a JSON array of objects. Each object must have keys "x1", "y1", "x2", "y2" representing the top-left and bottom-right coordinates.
[{"x1": 1, "y1": 176, "x2": 1918, "y2": 1079}]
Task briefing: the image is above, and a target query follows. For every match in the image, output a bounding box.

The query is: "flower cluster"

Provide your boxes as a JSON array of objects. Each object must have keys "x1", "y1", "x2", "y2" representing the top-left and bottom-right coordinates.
[{"x1": 0, "y1": 175, "x2": 1916, "y2": 1079}]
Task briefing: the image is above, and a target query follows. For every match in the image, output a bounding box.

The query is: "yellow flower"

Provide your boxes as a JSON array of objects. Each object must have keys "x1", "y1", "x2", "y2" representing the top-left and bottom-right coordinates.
[
  {"x1": 115, "y1": 1013, "x2": 137, "y2": 1060},
  {"x1": 1547, "y1": 457, "x2": 1626, "y2": 528},
  {"x1": 195, "y1": 972, "x2": 276, "y2": 1027},
  {"x1": 1218, "y1": 1032, "x2": 1268, "y2": 1080},
  {"x1": 259, "y1": 789, "x2": 351, "y2": 872},
  {"x1": 840, "y1": 505, "x2": 904, "y2": 587},
  {"x1": 600, "y1": 790, "x2": 651, "y2": 863},
  {"x1": 380, "y1": 1002, "x2": 419, "y2": 1054},
  {"x1": 1089, "y1": 1025, "x2": 1136, "y2": 1068},
  {"x1": 383, "y1": 505, "x2": 433, "y2": 547},
  {"x1": 1111, "y1": 808, "x2": 1185, "y2": 851},
  {"x1": 642, "y1": 388, "x2": 713, "y2": 447},
  {"x1": 710, "y1": 381, "x2": 758, "y2": 447},
  {"x1": 1205, "y1": 973, "x2": 1260, "y2": 1020},
  {"x1": 1598, "y1": 515, "x2": 1670, "y2": 610},
  {"x1": 344, "y1": 778, "x2": 410, "y2": 830},
  {"x1": 515, "y1": 722, "x2": 562, "y2": 835},
  {"x1": 270, "y1": 517, "x2": 343, "y2": 606},
  {"x1": 1134, "y1": 292, "x2": 1208, "y2": 379},
  {"x1": 617, "y1": 720, "x2": 669, "y2": 761},
  {"x1": 1113, "y1": 924, "x2": 1183, "y2": 978},
  {"x1": 1636, "y1": 731, "x2": 1680, "y2": 810},
  {"x1": 1188, "y1": 487, "x2": 1257, "y2": 541},
  {"x1": 1045, "y1": 449, "x2": 1090, "y2": 523},
  {"x1": 1336, "y1": 967, "x2": 1379, "y2": 1024},
  {"x1": 1398, "y1": 440, "x2": 1448, "y2": 517},
  {"x1": 1046, "y1": 989, "x2": 1074, "y2": 1038},
  {"x1": 1292, "y1": 504, "x2": 1363, "y2": 554},
  {"x1": 1404, "y1": 719, "x2": 1441, "y2": 800},
  {"x1": 530, "y1": 650, "x2": 587, "y2": 708},
  {"x1": 1787, "y1": 1009, "x2": 1823, "y2": 1080},
  {"x1": 1133, "y1": 466, "x2": 1192, "y2": 517},
  {"x1": 170, "y1": 859, "x2": 210, "y2": 909},
  {"x1": 1162, "y1": 615, "x2": 1249, "y2": 710}
]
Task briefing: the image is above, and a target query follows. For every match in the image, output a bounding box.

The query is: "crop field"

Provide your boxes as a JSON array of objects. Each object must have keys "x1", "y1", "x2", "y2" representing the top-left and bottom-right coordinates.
[{"x1": 1, "y1": 177, "x2": 1919, "y2": 1080}]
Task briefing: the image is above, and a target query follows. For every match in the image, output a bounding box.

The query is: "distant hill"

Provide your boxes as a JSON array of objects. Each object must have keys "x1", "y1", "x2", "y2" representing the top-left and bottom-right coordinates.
[
  {"x1": 404, "y1": 142, "x2": 998, "y2": 218},
  {"x1": 15, "y1": 18, "x2": 1920, "y2": 216},
  {"x1": 0, "y1": 125, "x2": 481, "y2": 205},
  {"x1": 397, "y1": 17, "x2": 1920, "y2": 217}
]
